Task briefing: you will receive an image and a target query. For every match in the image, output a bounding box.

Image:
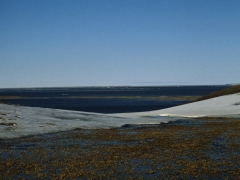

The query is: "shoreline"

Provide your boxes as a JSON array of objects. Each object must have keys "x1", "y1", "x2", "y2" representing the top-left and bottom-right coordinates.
[
  {"x1": 1, "y1": 93, "x2": 240, "y2": 139},
  {"x1": 1, "y1": 91, "x2": 240, "y2": 178}
]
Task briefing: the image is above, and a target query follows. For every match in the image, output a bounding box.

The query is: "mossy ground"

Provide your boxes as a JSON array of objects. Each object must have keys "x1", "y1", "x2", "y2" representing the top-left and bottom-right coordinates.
[{"x1": 1, "y1": 117, "x2": 240, "y2": 179}]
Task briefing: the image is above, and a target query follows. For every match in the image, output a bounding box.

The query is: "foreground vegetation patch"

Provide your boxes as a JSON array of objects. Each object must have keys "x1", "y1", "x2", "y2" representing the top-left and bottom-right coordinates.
[{"x1": 0, "y1": 118, "x2": 240, "y2": 179}]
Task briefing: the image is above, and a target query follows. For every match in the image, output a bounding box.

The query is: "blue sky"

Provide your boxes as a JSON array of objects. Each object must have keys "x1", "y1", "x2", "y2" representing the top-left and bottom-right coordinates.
[{"x1": 1, "y1": 0, "x2": 239, "y2": 88}]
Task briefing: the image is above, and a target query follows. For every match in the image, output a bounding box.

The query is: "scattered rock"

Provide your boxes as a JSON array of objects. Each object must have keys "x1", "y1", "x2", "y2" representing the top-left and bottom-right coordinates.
[{"x1": 0, "y1": 122, "x2": 18, "y2": 126}]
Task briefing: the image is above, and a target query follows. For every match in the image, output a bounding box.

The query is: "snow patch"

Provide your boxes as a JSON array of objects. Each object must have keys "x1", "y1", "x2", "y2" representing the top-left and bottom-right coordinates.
[{"x1": 1, "y1": 93, "x2": 240, "y2": 139}]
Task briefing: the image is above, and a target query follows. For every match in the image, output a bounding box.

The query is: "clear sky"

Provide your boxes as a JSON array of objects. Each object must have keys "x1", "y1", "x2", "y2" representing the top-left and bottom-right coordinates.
[{"x1": 1, "y1": 0, "x2": 239, "y2": 88}]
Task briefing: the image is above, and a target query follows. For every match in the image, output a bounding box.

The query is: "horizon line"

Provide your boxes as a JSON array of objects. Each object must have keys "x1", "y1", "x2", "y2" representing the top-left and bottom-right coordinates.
[{"x1": 0, "y1": 84, "x2": 233, "y2": 89}]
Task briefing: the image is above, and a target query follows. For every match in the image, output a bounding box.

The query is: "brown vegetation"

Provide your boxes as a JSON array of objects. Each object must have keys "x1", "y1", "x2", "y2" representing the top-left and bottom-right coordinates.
[
  {"x1": 0, "y1": 117, "x2": 240, "y2": 179},
  {"x1": 196, "y1": 85, "x2": 240, "y2": 101}
]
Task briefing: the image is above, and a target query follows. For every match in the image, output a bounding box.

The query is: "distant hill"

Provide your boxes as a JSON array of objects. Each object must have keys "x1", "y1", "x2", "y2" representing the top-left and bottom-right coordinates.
[{"x1": 196, "y1": 84, "x2": 240, "y2": 101}]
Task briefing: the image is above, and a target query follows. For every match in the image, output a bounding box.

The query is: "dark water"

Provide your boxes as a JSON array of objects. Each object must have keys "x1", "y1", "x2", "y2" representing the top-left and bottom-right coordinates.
[{"x1": 0, "y1": 86, "x2": 229, "y2": 113}]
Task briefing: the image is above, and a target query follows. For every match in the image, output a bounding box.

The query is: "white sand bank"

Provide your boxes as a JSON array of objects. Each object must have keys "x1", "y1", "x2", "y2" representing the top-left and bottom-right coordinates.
[{"x1": 0, "y1": 93, "x2": 240, "y2": 139}]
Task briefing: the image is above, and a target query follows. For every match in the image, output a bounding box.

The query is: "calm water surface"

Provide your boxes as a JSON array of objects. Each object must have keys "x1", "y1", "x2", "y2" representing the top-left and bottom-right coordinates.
[{"x1": 0, "y1": 86, "x2": 229, "y2": 113}]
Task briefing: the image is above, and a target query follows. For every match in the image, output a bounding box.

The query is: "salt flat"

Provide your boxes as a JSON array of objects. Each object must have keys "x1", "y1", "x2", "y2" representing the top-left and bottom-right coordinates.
[{"x1": 0, "y1": 93, "x2": 240, "y2": 139}]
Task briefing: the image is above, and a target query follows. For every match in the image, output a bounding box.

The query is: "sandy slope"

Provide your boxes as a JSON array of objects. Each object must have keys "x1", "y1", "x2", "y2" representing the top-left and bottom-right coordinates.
[{"x1": 1, "y1": 93, "x2": 240, "y2": 139}]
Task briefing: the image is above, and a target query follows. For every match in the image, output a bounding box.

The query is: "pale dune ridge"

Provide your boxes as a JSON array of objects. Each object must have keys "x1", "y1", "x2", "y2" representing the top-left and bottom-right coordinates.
[{"x1": 0, "y1": 93, "x2": 240, "y2": 139}]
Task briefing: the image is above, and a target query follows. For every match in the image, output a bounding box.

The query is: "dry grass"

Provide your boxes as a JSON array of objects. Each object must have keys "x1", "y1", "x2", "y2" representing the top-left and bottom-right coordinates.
[
  {"x1": 1, "y1": 117, "x2": 240, "y2": 179},
  {"x1": 196, "y1": 84, "x2": 240, "y2": 101}
]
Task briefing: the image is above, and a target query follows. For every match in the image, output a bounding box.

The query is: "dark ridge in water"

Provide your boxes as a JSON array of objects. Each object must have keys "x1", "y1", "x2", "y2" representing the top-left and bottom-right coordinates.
[{"x1": 0, "y1": 86, "x2": 230, "y2": 113}]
